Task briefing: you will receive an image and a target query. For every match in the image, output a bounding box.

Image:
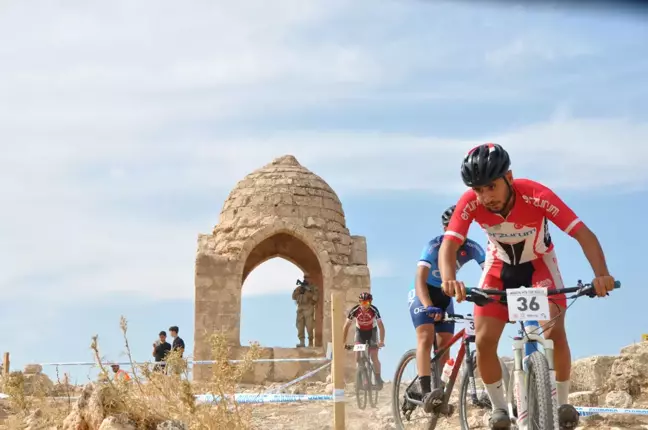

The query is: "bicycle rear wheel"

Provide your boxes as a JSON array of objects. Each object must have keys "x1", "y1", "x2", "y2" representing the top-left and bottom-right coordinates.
[
  {"x1": 356, "y1": 363, "x2": 369, "y2": 410},
  {"x1": 526, "y1": 351, "x2": 554, "y2": 430},
  {"x1": 391, "y1": 349, "x2": 439, "y2": 430}
]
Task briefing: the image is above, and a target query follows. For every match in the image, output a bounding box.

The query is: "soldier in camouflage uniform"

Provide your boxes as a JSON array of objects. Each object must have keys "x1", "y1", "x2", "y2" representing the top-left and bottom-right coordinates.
[{"x1": 292, "y1": 278, "x2": 319, "y2": 347}]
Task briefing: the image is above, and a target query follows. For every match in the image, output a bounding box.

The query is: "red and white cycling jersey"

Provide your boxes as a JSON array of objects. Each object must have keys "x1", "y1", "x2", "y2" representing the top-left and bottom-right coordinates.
[
  {"x1": 347, "y1": 305, "x2": 381, "y2": 331},
  {"x1": 445, "y1": 179, "x2": 584, "y2": 265}
]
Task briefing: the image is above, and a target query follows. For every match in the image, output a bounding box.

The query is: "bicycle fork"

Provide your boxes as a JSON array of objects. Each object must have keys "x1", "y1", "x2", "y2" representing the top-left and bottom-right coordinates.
[{"x1": 510, "y1": 326, "x2": 559, "y2": 430}]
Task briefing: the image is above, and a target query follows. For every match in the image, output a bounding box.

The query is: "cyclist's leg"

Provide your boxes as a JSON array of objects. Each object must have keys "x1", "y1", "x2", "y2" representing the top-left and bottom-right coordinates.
[
  {"x1": 532, "y1": 251, "x2": 579, "y2": 427},
  {"x1": 368, "y1": 328, "x2": 383, "y2": 387},
  {"x1": 533, "y1": 251, "x2": 570, "y2": 392},
  {"x1": 474, "y1": 259, "x2": 510, "y2": 427},
  {"x1": 410, "y1": 288, "x2": 437, "y2": 395}
]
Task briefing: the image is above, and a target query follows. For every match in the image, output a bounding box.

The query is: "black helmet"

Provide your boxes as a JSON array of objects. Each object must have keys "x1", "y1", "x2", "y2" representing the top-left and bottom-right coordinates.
[
  {"x1": 460, "y1": 143, "x2": 511, "y2": 187},
  {"x1": 359, "y1": 292, "x2": 372, "y2": 301},
  {"x1": 441, "y1": 205, "x2": 456, "y2": 228}
]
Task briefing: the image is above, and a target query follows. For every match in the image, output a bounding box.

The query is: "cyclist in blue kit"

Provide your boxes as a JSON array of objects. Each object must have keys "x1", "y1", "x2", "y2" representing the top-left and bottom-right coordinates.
[{"x1": 408, "y1": 204, "x2": 486, "y2": 413}]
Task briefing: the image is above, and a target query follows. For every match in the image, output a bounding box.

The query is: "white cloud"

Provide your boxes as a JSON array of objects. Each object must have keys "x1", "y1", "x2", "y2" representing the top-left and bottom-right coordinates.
[
  {"x1": 2, "y1": 116, "x2": 648, "y2": 303},
  {"x1": 0, "y1": 0, "x2": 645, "y2": 304}
]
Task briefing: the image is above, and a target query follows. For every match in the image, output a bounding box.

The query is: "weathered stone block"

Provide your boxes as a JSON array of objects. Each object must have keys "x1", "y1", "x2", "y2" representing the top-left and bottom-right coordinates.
[
  {"x1": 229, "y1": 346, "x2": 274, "y2": 385},
  {"x1": 571, "y1": 355, "x2": 616, "y2": 392}
]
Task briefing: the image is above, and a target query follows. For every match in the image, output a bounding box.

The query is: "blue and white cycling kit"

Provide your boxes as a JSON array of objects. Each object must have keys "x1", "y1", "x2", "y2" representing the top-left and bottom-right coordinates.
[{"x1": 408, "y1": 235, "x2": 485, "y2": 333}]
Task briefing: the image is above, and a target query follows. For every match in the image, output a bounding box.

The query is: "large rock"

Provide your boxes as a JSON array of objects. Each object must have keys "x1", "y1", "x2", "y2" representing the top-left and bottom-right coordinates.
[
  {"x1": 98, "y1": 416, "x2": 136, "y2": 430},
  {"x1": 62, "y1": 383, "x2": 110, "y2": 430},
  {"x1": 568, "y1": 391, "x2": 598, "y2": 407},
  {"x1": 23, "y1": 373, "x2": 54, "y2": 396},
  {"x1": 605, "y1": 390, "x2": 633, "y2": 408},
  {"x1": 607, "y1": 355, "x2": 642, "y2": 397},
  {"x1": 23, "y1": 364, "x2": 43, "y2": 375},
  {"x1": 157, "y1": 421, "x2": 188, "y2": 430},
  {"x1": 570, "y1": 355, "x2": 616, "y2": 392}
]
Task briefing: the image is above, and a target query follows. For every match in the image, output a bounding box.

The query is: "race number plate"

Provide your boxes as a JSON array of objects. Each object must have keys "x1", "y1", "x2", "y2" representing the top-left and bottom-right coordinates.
[
  {"x1": 506, "y1": 287, "x2": 550, "y2": 321},
  {"x1": 465, "y1": 320, "x2": 476, "y2": 336},
  {"x1": 353, "y1": 344, "x2": 366, "y2": 352}
]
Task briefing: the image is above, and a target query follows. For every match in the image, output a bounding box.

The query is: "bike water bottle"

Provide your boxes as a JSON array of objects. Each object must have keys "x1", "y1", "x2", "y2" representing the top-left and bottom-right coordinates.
[{"x1": 441, "y1": 358, "x2": 455, "y2": 384}]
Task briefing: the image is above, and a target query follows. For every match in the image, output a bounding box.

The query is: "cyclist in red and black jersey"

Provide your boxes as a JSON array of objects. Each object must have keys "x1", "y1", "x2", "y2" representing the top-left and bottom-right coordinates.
[
  {"x1": 439, "y1": 143, "x2": 616, "y2": 430},
  {"x1": 343, "y1": 292, "x2": 386, "y2": 389}
]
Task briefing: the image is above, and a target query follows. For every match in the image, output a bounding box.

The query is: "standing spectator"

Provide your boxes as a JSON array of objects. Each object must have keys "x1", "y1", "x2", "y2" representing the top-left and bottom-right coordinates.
[
  {"x1": 169, "y1": 326, "x2": 185, "y2": 357},
  {"x1": 152, "y1": 330, "x2": 171, "y2": 373},
  {"x1": 168, "y1": 325, "x2": 186, "y2": 376}
]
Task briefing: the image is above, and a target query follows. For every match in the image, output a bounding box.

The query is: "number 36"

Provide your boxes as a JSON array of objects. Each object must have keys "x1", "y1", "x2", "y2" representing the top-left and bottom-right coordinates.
[{"x1": 516, "y1": 296, "x2": 540, "y2": 311}]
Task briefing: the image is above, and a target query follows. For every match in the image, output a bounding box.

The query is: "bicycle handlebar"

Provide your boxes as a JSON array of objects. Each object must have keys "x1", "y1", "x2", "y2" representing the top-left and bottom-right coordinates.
[{"x1": 464, "y1": 280, "x2": 621, "y2": 306}]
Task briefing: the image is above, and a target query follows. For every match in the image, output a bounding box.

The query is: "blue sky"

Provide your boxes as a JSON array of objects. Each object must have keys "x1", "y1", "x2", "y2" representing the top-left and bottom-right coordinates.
[{"x1": 1, "y1": 0, "x2": 647, "y2": 386}]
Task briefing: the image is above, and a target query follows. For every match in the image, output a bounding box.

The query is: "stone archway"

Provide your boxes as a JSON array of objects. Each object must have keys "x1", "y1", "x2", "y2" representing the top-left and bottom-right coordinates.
[
  {"x1": 241, "y1": 232, "x2": 324, "y2": 347},
  {"x1": 192, "y1": 155, "x2": 371, "y2": 383}
]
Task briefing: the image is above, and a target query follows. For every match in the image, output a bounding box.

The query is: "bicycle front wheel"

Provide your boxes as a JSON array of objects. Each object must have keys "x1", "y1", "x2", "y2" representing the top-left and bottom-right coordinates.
[
  {"x1": 356, "y1": 363, "x2": 369, "y2": 410},
  {"x1": 526, "y1": 351, "x2": 555, "y2": 430}
]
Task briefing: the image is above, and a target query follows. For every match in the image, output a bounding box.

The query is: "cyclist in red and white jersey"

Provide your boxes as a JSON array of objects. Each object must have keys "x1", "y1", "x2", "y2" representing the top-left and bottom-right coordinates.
[
  {"x1": 343, "y1": 292, "x2": 386, "y2": 389},
  {"x1": 439, "y1": 143, "x2": 616, "y2": 430}
]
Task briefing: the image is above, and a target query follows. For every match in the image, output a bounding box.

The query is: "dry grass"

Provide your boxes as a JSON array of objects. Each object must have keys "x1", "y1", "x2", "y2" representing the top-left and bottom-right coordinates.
[{"x1": 1, "y1": 315, "x2": 261, "y2": 430}]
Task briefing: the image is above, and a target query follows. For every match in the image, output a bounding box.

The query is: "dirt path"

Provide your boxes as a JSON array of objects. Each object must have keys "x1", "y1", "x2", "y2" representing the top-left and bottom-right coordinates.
[{"x1": 249, "y1": 383, "x2": 648, "y2": 430}]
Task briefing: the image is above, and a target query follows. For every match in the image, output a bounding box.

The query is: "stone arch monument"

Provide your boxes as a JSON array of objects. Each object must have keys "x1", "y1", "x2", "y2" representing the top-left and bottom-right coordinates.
[{"x1": 193, "y1": 155, "x2": 371, "y2": 382}]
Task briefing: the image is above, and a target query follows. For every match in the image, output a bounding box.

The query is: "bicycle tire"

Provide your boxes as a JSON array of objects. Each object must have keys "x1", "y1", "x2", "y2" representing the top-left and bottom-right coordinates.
[
  {"x1": 368, "y1": 365, "x2": 379, "y2": 408},
  {"x1": 391, "y1": 349, "x2": 439, "y2": 430},
  {"x1": 356, "y1": 362, "x2": 368, "y2": 410},
  {"x1": 526, "y1": 351, "x2": 554, "y2": 430},
  {"x1": 365, "y1": 362, "x2": 377, "y2": 408},
  {"x1": 459, "y1": 352, "x2": 511, "y2": 430}
]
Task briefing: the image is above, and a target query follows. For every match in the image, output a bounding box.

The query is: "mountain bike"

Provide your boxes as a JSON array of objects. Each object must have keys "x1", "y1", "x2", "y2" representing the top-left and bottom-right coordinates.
[
  {"x1": 391, "y1": 313, "x2": 510, "y2": 429},
  {"x1": 345, "y1": 341, "x2": 382, "y2": 409},
  {"x1": 462, "y1": 279, "x2": 621, "y2": 430}
]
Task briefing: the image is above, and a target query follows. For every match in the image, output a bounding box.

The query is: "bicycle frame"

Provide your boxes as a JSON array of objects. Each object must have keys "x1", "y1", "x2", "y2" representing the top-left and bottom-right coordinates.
[
  {"x1": 354, "y1": 341, "x2": 375, "y2": 376},
  {"x1": 404, "y1": 317, "x2": 475, "y2": 410}
]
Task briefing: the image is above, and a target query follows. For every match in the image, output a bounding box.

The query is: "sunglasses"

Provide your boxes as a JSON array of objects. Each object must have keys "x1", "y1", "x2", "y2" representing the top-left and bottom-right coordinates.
[{"x1": 359, "y1": 300, "x2": 371, "y2": 305}]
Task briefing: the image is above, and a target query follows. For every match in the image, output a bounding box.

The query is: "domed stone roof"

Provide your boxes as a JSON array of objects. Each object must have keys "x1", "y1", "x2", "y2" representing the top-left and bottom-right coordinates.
[
  {"x1": 217, "y1": 155, "x2": 346, "y2": 229},
  {"x1": 210, "y1": 155, "x2": 352, "y2": 263}
]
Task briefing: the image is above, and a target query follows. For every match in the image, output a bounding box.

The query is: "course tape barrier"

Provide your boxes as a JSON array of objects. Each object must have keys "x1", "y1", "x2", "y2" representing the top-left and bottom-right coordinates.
[
  {"x1": 10, "y1": 390, "x2": 648, "y2": 410},
  {"x1": 0, "y1": 392, "x2": 335, "y2": 404},
  {"x1": 575, "y1": 406, "x2": 648, "y2": 417},
  {"x1": 37, "y1": 357, "x2": 330, "y2": 367},
  {"x1": 195, "y1": 393, "x2": 334, "y2": 404}
]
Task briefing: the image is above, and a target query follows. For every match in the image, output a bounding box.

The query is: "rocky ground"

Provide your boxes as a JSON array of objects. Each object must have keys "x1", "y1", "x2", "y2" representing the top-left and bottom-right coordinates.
[{"x1": 2, "y1": 341, "x2": 648, "y2": 429}]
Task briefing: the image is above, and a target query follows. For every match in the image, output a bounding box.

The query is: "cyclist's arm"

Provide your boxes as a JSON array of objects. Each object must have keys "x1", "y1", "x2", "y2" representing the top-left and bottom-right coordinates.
[
  {"x1": 534, "y1": 182, "x2": 610, "y2": 277},
  {"x1": 439, "y1": 240, "x2": 460, "y2": 282},
  {"x1": 573, "y1": 225, "x2": 611, "y2": 277},
  {"x1": 415, "y1": 265, "x2": 434, "y2": 308},
  {"x1": 342, "y1": 319, "x2": 352, "y2": 343},
  {"x1": 416, "y1": 239, "x2": 441, "y2": 307},
  {"x1": 377, "y1": 319, "x2": 385, "y2": 344},
  {"x1": 440, "y1": 191, "x2": 476, "y2": 282}
]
